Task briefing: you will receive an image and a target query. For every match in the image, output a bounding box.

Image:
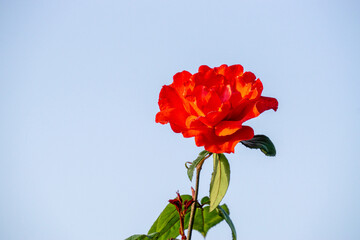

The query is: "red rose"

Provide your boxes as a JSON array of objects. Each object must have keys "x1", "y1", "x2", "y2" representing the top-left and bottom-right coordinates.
[{"x1": 155, "y1": 64, "x2": 278, "y2": 154}]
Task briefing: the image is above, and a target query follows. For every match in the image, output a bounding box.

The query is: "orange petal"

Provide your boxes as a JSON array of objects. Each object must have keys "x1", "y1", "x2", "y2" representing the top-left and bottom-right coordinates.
[
  {"x1": 194, "y1": 126, "x2": 254, "y2": 153},
  {"x1": 198, "y1": 103, "x2": 230, "y2": 127},
  {"x1": 215, "y1": 120, "x2": 244, "y2": 136},
  {"x1": 248, "y1": 79, "x2": 263, "y2": 100},
  {"x1": 214, "y1": 64, "x2": 228, "y2": 75}
]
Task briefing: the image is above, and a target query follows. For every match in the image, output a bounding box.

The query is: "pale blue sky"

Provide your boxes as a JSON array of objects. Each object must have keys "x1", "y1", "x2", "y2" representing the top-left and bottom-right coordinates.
[{"x1": 1, "y1": 0, "x2": 360, "y2": 240}]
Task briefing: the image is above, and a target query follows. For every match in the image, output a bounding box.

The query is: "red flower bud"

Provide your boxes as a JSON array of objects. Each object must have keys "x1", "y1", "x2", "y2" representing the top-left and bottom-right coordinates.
[{"x1": 169, "y1": 191, "x2": 183, "y2": 213}]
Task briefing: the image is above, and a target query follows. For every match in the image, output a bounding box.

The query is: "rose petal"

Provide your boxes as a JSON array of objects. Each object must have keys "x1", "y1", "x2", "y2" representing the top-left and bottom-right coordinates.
[
  {"x1": 194, "y1": 126, "x2": 254, "y2": 153},
  {"x1": 214, "y1": 120, "x2": 245, "y2": 136},
  {"x1": 219, "y1": 84, "x2": 232, "y2": 103},
  {"x1": 214, "y1": 64, "x2": 228, "y2": 75},
  {"x1": 242, "y1": 71, "x2": 256, "y2": 83},
  {"x1": 203, "y1": 90, "x2": 222, "y2": 115},
  {"x1": 171, "y1": 70, "x2": 192, "y2": 96},
  {"x1": 198, "y1": 103, "x2": 230, "y2": 127},
  {"x1": 155, "y1": 85, "x2": 190, "y2": 130},
  {"x1": 255, "y1": 96, "x2": 279, "y2": 113},
  {"x1": 198, "y1": 65, "x2": 211, "y2": 72},
  {"x1": 193, "y1": 70, "x2": 224, "y2": 88},
  {"x1": 181, "y1": 119, "x2": 209, "y2": 138},
  {"x1": 227, "y1": 96, "x2": 278, "y2": 124},
  {"x1": 224, "y1": 64, "x2": 244, "y2": 80}
]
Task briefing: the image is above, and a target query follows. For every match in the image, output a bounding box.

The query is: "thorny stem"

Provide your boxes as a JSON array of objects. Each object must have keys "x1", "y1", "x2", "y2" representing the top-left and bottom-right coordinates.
[{"x1": 186, "y1": 153, "x2": 212, "y2": 240}]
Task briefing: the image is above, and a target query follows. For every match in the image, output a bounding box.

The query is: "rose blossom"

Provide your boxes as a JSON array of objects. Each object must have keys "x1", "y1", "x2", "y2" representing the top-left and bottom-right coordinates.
[{"x1": 155, "y1": 64, "x2": 278, "y2": 154}]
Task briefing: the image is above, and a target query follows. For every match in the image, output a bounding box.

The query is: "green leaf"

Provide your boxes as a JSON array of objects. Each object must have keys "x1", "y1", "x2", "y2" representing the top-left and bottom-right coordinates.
[
  {"x1": 148, "y1": 195, "x2": 192, "y2": 240},
  {"x1": 146, "y1": 193, "x2": 232, "y2": 240},
  {"x1": 200, "y1": 196, "x2": 210, "y2": 205},
  {"x1": 241, "y1": 134, "x2": 276, "y2": 156},
  {"x1": 209, "y1": 154, "x2": 230, "y2": 212},
  {"x1": 125, "y1": 232, "x2": 160, "y2": 240},
  {"x1": 185, "y1": 202, "x2": 230, "y2": 238},
  {"x1": 146, "y1": 192, "x2": 232, "y2": 239},
  {"x1": 200, "y1": 204, "x2": 230, "y2": 237},
  {"x1": 217, "y1": 205, "x2": 237, "y2": 240},
  {"x1": 187, "y1": 150, "x2": 209, "y2": 181}
]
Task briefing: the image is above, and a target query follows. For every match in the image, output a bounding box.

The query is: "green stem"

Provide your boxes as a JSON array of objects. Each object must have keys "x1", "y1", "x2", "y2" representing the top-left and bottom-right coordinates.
[{"x1": 186, "y1": 153, "x2": 212, "y2": 240}]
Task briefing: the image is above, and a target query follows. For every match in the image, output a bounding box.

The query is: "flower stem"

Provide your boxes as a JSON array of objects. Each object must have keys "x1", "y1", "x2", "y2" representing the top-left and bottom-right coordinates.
[{"x1": 186, "y1": 153, "x2": 212, "y2": 240}]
